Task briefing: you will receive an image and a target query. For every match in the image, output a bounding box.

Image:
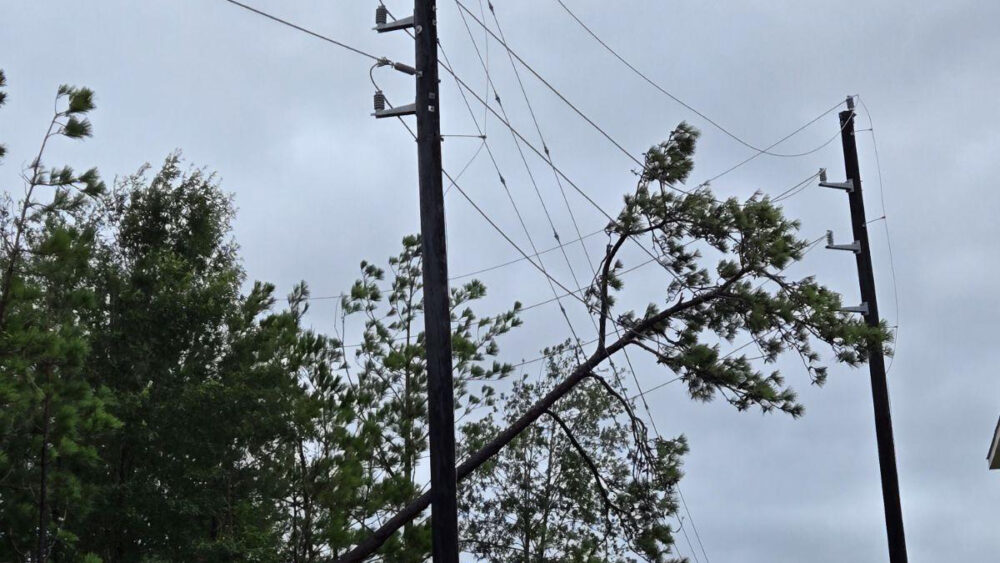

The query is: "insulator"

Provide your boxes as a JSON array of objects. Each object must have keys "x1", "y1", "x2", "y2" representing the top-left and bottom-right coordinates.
[
  {"x1": 373, "y1": 90, "x2": 386, "y2": 112},
  {"x1": 826, "y1": 230, "x2": 834, "y2": 246},
  {"x1": 818, "y1": 168, "x2": 827, "y2": 182},
  {"x1": 376, "y1": 5, "x2": 388, "y2": 25}
]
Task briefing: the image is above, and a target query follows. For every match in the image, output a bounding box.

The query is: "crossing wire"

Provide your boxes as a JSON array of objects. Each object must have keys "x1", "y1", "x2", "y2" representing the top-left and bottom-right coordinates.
[
  {"x1": 454, "y1": 2, "x2": 595, "y2": 361},
  {"x1": 856, "y1": 96, "x2": 901, "y2": 374},
  {"x1": 504, "y1": 5, "x2": 712, "y2": 547},
  {"x1": 552, "y1": 0, "x2": 836, "y2": 159},
  {"x1": 454, "y1": 0, "x2": 851, "y2": 200},
  {"x1": 485, "y1": 1, "x2": 598, "y2": 285},
  {"x1": 461, "y1": 6, "x2": 689, "y2": 482},
  {"x1": 440, "y1": 38, "x2": 592, "y2": 363}
]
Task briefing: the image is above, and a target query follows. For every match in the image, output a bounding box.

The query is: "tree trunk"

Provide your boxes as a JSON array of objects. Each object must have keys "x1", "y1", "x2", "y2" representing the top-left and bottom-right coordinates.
[{"x1": 36, "y1": 394, "x2": 51, "y2": 563}]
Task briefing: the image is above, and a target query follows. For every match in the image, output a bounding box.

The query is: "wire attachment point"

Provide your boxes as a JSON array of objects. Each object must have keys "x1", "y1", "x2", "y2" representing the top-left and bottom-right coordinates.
[{"x1": 825, "y1": 230, "x2": 861, "y2": 253}]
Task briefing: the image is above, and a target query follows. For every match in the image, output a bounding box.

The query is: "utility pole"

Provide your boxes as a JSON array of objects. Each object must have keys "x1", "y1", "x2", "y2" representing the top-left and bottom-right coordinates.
[
  {"x1": 821, "y1": 96, "x2": 907, "y2": 563},
  {"x1": 414, "y1": 1, "x2": 460, "y2": 561},
  {"x1": 372, "y1": 1, "x2": 458, "y2": 562}
]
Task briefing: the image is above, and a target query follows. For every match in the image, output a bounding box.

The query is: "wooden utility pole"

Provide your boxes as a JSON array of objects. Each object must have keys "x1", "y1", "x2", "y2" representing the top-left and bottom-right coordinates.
[
  {"x1": 414, "y1": 1, "x2": 459, "y2": 561},
  {"x1": 371, "y1": 2, "x2": 457, "y2": 560},
  {"x1": 372, "y1": 2, "x2": 457, "y2": 560},
  {"x1": 823, "y1": 96, "x2": 907, "y2": 563}
]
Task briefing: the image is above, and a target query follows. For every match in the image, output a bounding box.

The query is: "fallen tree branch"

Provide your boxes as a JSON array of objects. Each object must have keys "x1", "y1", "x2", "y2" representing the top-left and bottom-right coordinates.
[{"x1": 335, "y1": 278, "x2": 739, "y2": 562}]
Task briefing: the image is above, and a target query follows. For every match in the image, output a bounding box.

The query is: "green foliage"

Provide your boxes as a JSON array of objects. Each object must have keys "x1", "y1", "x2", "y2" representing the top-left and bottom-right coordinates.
[
  {"x1": 0, "y1": 75, "x2": 113, "y2": 562},
  {"x1": 324, "y1": 235, "x2": 522, "y2": 560},
  {"x1": 0, "y1": 68, "x2": 887, "y2": 563},
  {"x1": 461, "y1": 345, "x2": 688, "y2": 563},
  {"x1": 593, "y1": 123, "x2": 889, "y2": 419}
]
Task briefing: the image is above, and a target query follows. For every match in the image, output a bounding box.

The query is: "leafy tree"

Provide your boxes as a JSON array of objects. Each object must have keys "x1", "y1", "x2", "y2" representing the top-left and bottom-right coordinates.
[
  {"x1": 71, "y1": 155, "x2": 340, "y2": 562},
  {"x1": 0, "y1": 74, "x2": 114, "y2": 562}
]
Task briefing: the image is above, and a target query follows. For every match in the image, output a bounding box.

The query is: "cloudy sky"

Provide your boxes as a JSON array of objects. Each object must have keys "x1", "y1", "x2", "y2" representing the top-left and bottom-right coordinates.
[{"x1": 2, "y1": 1, "x2": 998, "y2": 561}]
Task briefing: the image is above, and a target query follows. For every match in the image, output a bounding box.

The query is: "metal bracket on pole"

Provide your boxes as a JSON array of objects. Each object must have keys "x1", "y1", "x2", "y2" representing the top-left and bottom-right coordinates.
[
  {"x1": 374, "y1": 7, "x2": 415, "y2": 32},
  {"x1": 373, "y1": 103, "x2": 416, "y2": 118},
  {"x1": 841, "y1": 302, "x2": 870, "y2": 316},
  {"x1": 818, "y1": 168, "x2": 855, "y2": 192},
  {"x1": 825, "y1": 230, "x2": 861, "y2": 253}
]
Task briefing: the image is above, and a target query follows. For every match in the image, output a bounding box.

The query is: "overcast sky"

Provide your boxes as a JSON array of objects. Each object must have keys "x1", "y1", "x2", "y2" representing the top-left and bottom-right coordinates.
[{"x1": 2, "y1": 1, "x2": 999, "y2": 561}]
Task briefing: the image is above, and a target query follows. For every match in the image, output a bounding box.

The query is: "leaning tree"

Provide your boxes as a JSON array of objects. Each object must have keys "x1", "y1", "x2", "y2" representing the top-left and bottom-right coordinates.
[{"x1": 317, "y1": 123, "x2": 887, "y2": 562}]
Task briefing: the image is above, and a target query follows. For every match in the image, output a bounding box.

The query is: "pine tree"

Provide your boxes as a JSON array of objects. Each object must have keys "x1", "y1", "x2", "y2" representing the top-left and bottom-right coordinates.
[
  {"x1": 462, "y1": 344, "x2": 687, "y2": 562},
  {"x1": 338, "y1": 123, "x2": 890, "y2": 562},
  {"x1": 0, "y1": 74, "x2": 115, "y2": 562}
]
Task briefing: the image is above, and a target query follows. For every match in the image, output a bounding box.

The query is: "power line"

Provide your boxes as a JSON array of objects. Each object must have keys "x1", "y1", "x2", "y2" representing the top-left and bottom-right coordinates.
[
  {"x1": 219, "y1": 0, "x2": 832, "y2": 306},
  {"x1": 458, "y1": 3, "x2": 596, "y2": 363},
  {"x1": 454, "y1": 0, "x2": 851, "y2": 199},
  {"x1": 772, "y1": 170, "x2": 823, "y2": 203},
  {"x1": 455, "y1": 0, "x2": 646, "y2": 170},
  {"x1": 443, "y1": 34, "x2": 590, "y2": 362},
  {"x1": 220, "y1": 0, "x2": 382, "y2": 61},
  {"x1": 452, "y1": 228, "x2": 604, "y2": 280},
  {"x1": 856, "y1": 96, "x2": 900, "y2": 374},
  {"x1": 485, "y1": 2, "x2": 597, "y2": 281},
  {"x1": 551, "y1": 0, "x2": 836, "y2": 159},
  {"x1": 694, "y1": 103, "x2": 851, "y2": 189}
]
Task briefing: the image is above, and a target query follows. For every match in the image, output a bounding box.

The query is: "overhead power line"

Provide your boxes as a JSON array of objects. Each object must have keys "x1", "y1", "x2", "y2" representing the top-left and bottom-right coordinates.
[
  {"x1": 552, "y1": 0, "x2": 833, "y2": 159},
  {"x1": 220, "y1": 0, "x2": 382, "y2": 61},
  {"x1": 856, "y1": 96, "x2": 901, "y2": 374},
  {"x1": 453, "y1": 0, "x2": 850, "y2": 197}
]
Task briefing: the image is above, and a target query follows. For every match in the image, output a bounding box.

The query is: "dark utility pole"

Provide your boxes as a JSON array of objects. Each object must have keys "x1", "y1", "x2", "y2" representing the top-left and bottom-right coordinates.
[
  {"x1": 371, "y1": 2, "x2": 457, "y2": 561},
  {"x1": 824, "y1": 97, "x2": 907, "y2": 563},
  {"x1": 414, "y1": 1, "x2": 459, "y2": 562}
]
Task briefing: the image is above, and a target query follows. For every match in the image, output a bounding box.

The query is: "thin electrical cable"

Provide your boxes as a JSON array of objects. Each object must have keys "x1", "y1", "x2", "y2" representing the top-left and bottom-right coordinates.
[
  {"x1": 460, "y1": 24, "x2": 592, "y2": 359},
  {"x1": 477, "y1": 0, "x2": 673, "y2": 411},
  {"x1": 479, "y1": 18, "x2": 708, "y2": 554},
  {"x1": 553, "y1": 0, "x2": 835, "y2": 160},
  {"x1": 857, "y1": 96, "x2": 900, "y2": 374},
  {"x1": 477, "y1": 0, "x2": 490, "y2": 134},
  {"x1": 452, "y1": 227, "x2": 604, "y2": 281},
  {"x1": 455, "y1": 0, "x2": 645, "y2": 169},
  {"x1": 694, "y1": 103, "x2": 851, "y2": 189},
  {"x1": 440, "y1": 27, "x2": 591, "y2": 361},
  {"x1": 676, "y1": 515, "x2": 703, "y2": 563},
  {"x1": 456, "y1": 0, "x2": 850, "y2": 198},
  {"x1": 221, "y1": 0, "x2": 382, "y2": 61},
  {"x1": 486, "y1": 2, "x2": 600, "y2": 300},
  {"x1": 444, "y1": 139, "x2": 486, "y2": 196},
  {"x1": 439, "y1": 63, "x2": 689, "y2": 288},
  {"x1": 771, "y1": 171, "x2": 822, "y2": 203}
]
